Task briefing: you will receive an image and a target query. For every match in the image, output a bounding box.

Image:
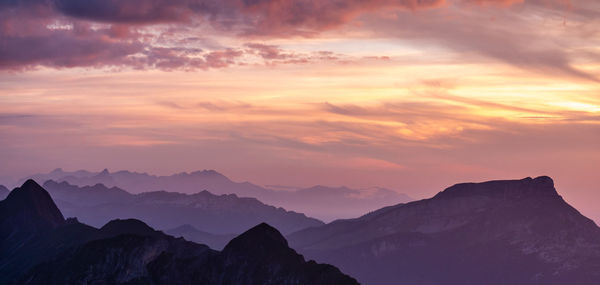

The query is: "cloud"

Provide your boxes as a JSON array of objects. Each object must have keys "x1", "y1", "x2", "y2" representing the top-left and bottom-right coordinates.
[
  {"x1": 465, "y1": 0, "x2": 524, "y2": 6},
  {"x1": 364, "y1": 2, "x2": 599, "y2": 81},
  {"x1": 0, "y1": 32, "x2": 142, "y2": 70},
  {"x1": 0, "y1": 0, "x2": 596, "y2": 76},
  {"x1": 52, "y1": 0, "x2": 201, "y2": 23},
  {"x1": 233, "y1": 0, "x2": 446, "y2": 36}
]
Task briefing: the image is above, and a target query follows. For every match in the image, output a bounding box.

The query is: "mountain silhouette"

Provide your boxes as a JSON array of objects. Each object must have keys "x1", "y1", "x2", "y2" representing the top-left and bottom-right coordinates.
[
  {"x1": 217, "y1": 223, "x2": 358, "y2": 285},
  {"x1": 99, "y1": 218, "x2": 160, "y2": 237},
  {"x1": 0, "y1": 180, "x2": 65, "y2": 237},
  {"x1": 22, "y1": 168, "x2": 411, "y2": 220},
  {"x1": 0, "y1": 180, "x2": 359, "y2": 285},
  {"x1": 0, "y1": 180, "x2": 95, "y2": 284},
  {"x1": 288, "y1": 176, "x2": 600, "y2": 285},
  {"x1": 42, "y1": 180, "x2": 323, "y2": 235}
]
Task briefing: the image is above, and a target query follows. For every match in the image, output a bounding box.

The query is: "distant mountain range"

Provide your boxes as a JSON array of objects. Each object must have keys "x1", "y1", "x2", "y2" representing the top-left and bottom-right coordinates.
[
  {"x1": 42, "y1": 180, "x2": 323, "y2": 236},
  {"x1": 19, "y1": 168, "x2": 412, "y2": 221},
  {"x1": 288, "y1": 176, "x2": 600, "y2": 285},
  {"x1": 0, "y1": 180, "x2": 359, "y2": 285}
]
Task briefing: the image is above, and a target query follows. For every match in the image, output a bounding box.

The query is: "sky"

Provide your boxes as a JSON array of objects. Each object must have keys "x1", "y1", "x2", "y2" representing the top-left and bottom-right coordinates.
[{"x1": 1, "y1": 1, "x2": 599, "y2": 221}]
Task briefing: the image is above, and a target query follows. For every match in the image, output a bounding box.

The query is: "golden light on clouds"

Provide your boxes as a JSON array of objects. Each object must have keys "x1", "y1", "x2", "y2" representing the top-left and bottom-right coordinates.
[{"x1": 1, "y1": 0, "x2": 599, "y2": 221}]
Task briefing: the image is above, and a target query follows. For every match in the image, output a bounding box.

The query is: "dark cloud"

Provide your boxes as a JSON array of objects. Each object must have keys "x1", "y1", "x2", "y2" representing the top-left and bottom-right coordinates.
[
  {"x1": 52, "y1": 0, "x2": 208, "y2": 23},
  {"x1": 0, "y1": 32, "x2": 142, "y2": 69},
  {"x1": 0, "y1": 0, "x2": 594, "y2": 73}
]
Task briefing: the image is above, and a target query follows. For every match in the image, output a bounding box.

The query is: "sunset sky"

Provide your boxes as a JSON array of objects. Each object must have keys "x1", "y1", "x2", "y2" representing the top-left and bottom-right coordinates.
[{"x1": 1, "y1": 1, "x2": 599, "y2": 220}]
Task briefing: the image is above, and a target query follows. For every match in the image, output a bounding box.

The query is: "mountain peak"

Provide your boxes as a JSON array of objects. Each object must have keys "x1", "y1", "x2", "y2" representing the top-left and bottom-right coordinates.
[
  {"x1": 96, "y1": 168, "x2": 110, "y2": 176},
  {"x1": 0, "y1": 179, "x2": 65, "y2": 231},
  {"x1": 190, "y1": 169, "x2": 226, "y2": 178},
  {"x1": 50, "y1": 168, "x2": 64, "y2": 174},
  {"x1": 434, "y1": 176, "x2": 558, "y2": 200},
  {"x1": 223, "y1": 223, "x2": 289, "y2": 253},
  {"x1": 99, "y1": 218, "x2": 157, "y2": 237}
]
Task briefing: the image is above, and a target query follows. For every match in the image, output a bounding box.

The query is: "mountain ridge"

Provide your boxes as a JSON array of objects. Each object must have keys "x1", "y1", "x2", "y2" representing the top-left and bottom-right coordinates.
[
  {"x1": 288, "y1": 176, "x2": 600, "y2": 285},
  {"x1": 21, "y1": 168, "x2": 412, "y2": 221},
  {"x1": 0, "y1": 180, "x2": 359, "y2": 285},
  {"x1": 42, "y1": 179, "x2": 324, "y2": 236}
]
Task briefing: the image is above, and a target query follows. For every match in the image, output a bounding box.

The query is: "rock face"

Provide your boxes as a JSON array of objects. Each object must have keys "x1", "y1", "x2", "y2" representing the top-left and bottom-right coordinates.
[
  {"x1": 288, "y1": 176, "x2": 600, "y2": 285},
  {"x1": 0, "y1": 180, "x2": 359, "y2": 285},
  {"x1": 42, "y1": 180, "x2": 324, "y2": 235}
]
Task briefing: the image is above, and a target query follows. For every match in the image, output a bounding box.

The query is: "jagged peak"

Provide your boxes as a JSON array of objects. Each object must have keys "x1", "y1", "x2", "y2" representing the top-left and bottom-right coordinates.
[
  {"x1": 434, "y1": 176, "x2": 558, "y2": 200},
  {"x1": 96, "y1": 168, "x2": 110, "y2": 176},
  {"x1": 1, "y1": 179, "x2": 65, "y2": 228}
]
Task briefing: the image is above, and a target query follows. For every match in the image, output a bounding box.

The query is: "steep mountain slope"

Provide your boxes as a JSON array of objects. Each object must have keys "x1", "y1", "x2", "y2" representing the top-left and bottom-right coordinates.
[
  {"x1": 1, "y1": 180, "x2": 359, "y2": 285},
  {"x1": 288, "y1": 176, "x2": 600, "y2": 285},
  {"x1": 0, "y1": 184, "x2": 9, "y2": 200},
  {"x1": 43, "y1": 180, "x2": 323, "y2": 235},
  {"x1": 0, "y1": 180, "x2": 104, "y2": 284},
  {"x1": 0, "y1": 180, "x2": 65, "y2": 239},
  {"x1": 24, "y1": 168, "x2": 412, "y2": 220}
]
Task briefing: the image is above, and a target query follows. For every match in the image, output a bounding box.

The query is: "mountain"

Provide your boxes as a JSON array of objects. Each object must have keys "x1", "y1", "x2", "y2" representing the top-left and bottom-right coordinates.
[
  {"x1": 0, "y1": 184, "x2": 9, "y2": 200},
  {"x1": 1, "y1": 180, "x2": 359, "y2": 285},
  {"x1": 0, "y1": 180, "x2": 65, "y2": 237},
  {"x1": 22, "y1": 168, "x2": 412, "y2": 220},
  {"x1": 22, "y1": 223, "x2": 359, "y2": 285},
  {"x1": 20, "y1": 168, "x2": 270, "y2": 197},
  {"x1": 0, "y1": 180, "x2": 94, "y2": 284},
  {"x1": 42, "y1": 180, "x2": 323, "y2": 235},
  {"x1": 288, "y1": 176, "x2": 600, "y2": 285},
  {"x1": 165, "y1": 224, "x2": 236, "y2": 250}
]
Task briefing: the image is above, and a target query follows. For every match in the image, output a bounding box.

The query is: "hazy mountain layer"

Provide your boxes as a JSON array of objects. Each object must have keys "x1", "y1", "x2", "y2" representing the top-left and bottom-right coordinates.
[
  {"x1": 288, "y1": 176, "x2": 600, "y2": 285},
  {"x1": 22, "y1": 168, "x2": 412, "y2": 221},
  {"x1": 0, "y1": 180, "x2": 359, "y2": 285},
  {"x1": 42, "y1": 180, "x2": 323, "y2": 235}
]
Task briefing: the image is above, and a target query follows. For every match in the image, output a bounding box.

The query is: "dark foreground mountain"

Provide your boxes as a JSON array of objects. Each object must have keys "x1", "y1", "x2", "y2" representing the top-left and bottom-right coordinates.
[
  {"x1": 42, "y1": 180, "x2": 323, "y2": 235},
  {"x1": 24, "y1": 168, "x2": 411, "y2": 220},
  {"x1": 288, "y1": 176, "x2": 600, "y2": 285},
  {"x1": 0, "y1": 180, "x2": 359, "y2": 285}
]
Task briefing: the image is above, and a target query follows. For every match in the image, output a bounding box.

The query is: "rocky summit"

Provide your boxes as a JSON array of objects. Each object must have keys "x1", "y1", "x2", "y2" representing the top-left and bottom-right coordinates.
[{"x1": 289, "y1": 176, "x2": 600, "y2": 285}]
